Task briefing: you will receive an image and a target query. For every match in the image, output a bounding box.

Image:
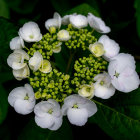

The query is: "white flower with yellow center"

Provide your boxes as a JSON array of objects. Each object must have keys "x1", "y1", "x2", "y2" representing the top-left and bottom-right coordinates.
[
  {"x1": 108, "y1": 53, "x2": 140, "y2": 92},
  {"x1": 29, "y1": 51, "x2": 43, "y2": 72},
  {"x1": 69, "y1": 14, "x2": 88, "y2": 29},
  {"x1": 7, "y1": 49, "x2": 29, "y2": 70},
  {"x1": 34, "y1": 100, "x2": 62, "y2": 130},
  {"x1": 19, "y1": 21, "x2": 42, "y2": 42},
  {"x1": 78, "y1": 84, "x2": 94, "y2": 99},
  {"x1": 89, "y1": 42, "x2": 105, "y2": 57},
  {"x1": 39, "y1": 59, "x2": 52, "y2": 73},
  {"x1": 10, "y1": 36, "x2": 24, "y2": 50},
  {"x1": 62, "y1": 94, "x2": 97, "y2": 126},
  {"x1": 94, "y1": 72, "x2": 115, "y2": 99},
  {"x1": 57, "y1": 30, "x2": 71, "y2": 41},
  {"x1": 98, "y1": 35, "x2": 120, "y2": 60},
  {"x1": 13, "y1": 65, "x2": 30, "y2": 81},
  {"x1": 53, "y1": 42, "x2": 62, "y2": 53},
  {"x1": 8, "y1": 84, "x2": 35, "y2": 115},
  {"x1": 45, "y1": 12, "x2": 61, "y2": 31},
  {"x1": 87, "y1": 13, "x2": 111, "y2": 33}
]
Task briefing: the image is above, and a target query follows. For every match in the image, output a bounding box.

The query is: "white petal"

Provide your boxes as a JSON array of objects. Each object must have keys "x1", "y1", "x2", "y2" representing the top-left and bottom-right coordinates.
[
  {"x1": 57, "y1": 30, "x2": 71, "y2": 41},
  {"x1": 62, "y1": 15, "x2": 70, "y2": 25},
  {"x1": 69, "y1": 14, "x2": 88, "y2": 29},
  {"x1": 87, "y1": 13, "x2": 111, "y2": 33},
  {"x1": 35, "y1": 114, "x2": 55, "y2": 129},
  {"x1": 45, "y1": 12, "x2": 61, "y2": 30},
  {"x1": 10, "y1": 36, "x2": 24, "y2": 50},
  {"x1": 94, "y1": 83, "x2": 115, "y2": 99},
  {"x1": 98, "y1": 35, "x2": 120, "y2": 60},
  {"x1": 19, "y1": 21, "x2": 42, "y2": 42},
  {"x1": 14, "y1": 99, "x2": 35, "y2": 115},
  {"x1": 29, "y1": 51, "x2": 43, "y2": 71},
  {"x1": 49, "y1": 117, "x2": 63, "y2": 130},
  {"x1": 111, "y1": 70, "x2": 140, "y2": 93},
  {"x1": 67, "y1": 108, "x2": 88, "y2": 126},
  {"x1": 13, "y1": 65, "x2": 30, "y2": 80}
]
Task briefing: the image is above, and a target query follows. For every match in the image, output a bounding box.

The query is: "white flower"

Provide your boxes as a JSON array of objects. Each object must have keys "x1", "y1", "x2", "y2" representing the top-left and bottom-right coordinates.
[
  {"x1": 53, "y1": 42, "x2": 62, "y2": 53},
  {"x1": 57, "y1": 30, "x2": 71, "y2": 41},
  {"x1": 62, "y1": 94, "x2": 97, "y2": 126},
  {"x1": 8, "y1": 84, "x2": 35, "y2": 115},
  {"x1": 29, "y1": 51, "x2": 43, "y2": 72},
  {"x1": 78, "y1": 84, "x2": 94, "y2": 99},
  {"x1": 45, "y1": 12, "x2": 61, "y2": 30},
  {"x1": 7, "y1": 49, "x2": 29, "y2": 70},
  {"x1": 87, "y1": 13, "x2": 111, "y2": 33},
  {"x1": 89, "y1": 42, "x2": 105, "y2": 57},
  {"x1": 94, "y1": 72, "x2": 115, "y2": 99},
  {"x1": 34, "y1": 100, "x2": 62, "y2": 130},
  {"x1": 10, "y1": 36, "x2": 24, "y2": 50},
  {"x1": 108, "y1": 53, "x2": 140, "y2": 92},
  {"x1": 39, "y1": 59, "x2": 52, "y2": 73},
  {"x1": 13, "y1": 65, "x2": 30, "y2": 80},
  {"x1": 98, "y1": 35, "x2": 120, "y2": 60},
  {"x1": 69, "y1": 14, "x2": 88, "y2": 29},
  {"x1": 19, "y1": 21, "x2": 42, "y2": 42}
]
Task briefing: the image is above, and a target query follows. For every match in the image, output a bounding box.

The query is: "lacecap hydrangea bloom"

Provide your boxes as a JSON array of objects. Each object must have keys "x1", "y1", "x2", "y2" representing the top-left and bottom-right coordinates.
[{"x1": 7, "y1": 12, "x2": 140, "y2": 130}]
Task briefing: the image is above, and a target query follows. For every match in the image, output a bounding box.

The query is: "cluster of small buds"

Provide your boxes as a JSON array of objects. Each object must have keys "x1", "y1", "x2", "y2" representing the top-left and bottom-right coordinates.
[
  {"x1": 29, "y1": 69, "x2": 72, "y2": 102},
  {"x1": 65, "y1": 24, "x2": 96, "y2": 50},
  {"x1": 27, "y1": 33, "x2": 62, "y2": 60},
  {"x1": 72, "y1": 54, "x2": 108, "y2": 91}
]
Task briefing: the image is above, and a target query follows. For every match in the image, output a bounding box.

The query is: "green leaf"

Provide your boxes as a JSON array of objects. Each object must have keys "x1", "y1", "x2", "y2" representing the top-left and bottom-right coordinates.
[
  {"x1": 134, "y1": 0, "x2": 140, "y2": 38},
  {"x1": 0, "y1": 83, "x2": 8, "y2": 124},
  {"x1": 89, "y1": 88, "x2": 140, "y2": 140},
  {"x1": 64, "y1": 3, "x2": 100, "y2": 17},
  {"x1": 5, "y1": 0, "x2": 38, "y2": 14},
  {"x1": 18, "y1": 118, "x2": 73, "y2": 140},
  {"x1": 0, "y1": 0, "x2": 10, "y2": 18}
]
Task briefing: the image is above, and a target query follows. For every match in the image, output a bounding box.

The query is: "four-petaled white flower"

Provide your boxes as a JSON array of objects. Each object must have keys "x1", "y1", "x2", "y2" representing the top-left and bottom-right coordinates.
[
  {"x1": 62, "y1": 94, "x2": 97, "y2": 126},
  {"x1": 57, "y1": 30, "x2": 71, "y2": 41},
  {"x1": 89, "y1": 42, "x2": 105, "y2": 57},
  {"x1": 8, "y1": 84, "x2": 35, "y2": 115},
  {"x1": 45, "y1": 12, "x2": 61, "y2": 31},
  {"x1": 108, "y1": 53, "x2": 140, "y2": 92},
  {"x1": 98, "y1": 35, "x2": 120, "y2": 61},
  {"x1": 7, "y1": 49, "x2": 29, "y2": 70},
  {"x1": 69, "y1": 14, "x2": 88, "y2": 29},
  {"x1": 10, "y1": 36, "x2": 24, "y2": 50},
  {"x1": 34, "y1": 100, "x2": 63, "y2": 130},
  {"x1": 19, "y1": 21, "x2": 42, "y2": 42},
  {"x1": 78, "y1": 84, "x2": 94, "y2": 99},
  {"x1": 94, "y1": 72, "x2": 115, "y2": 99},
  {"x1": 87, "y1": 13, "x2": 111, "y2": 33},
  {"x1": 29, "y1": 51, "x2": 43, "y2": 72}
]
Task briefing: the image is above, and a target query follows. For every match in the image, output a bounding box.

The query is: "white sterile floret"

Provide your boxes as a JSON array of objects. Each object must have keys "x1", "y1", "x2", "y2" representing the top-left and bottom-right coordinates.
[
  {"x1": 39, "y1": 59, "x2": 52, "y2": 73},
  {"x1": 69, "y1": 14, "x2": 88, "y2": 29},
  {"x1": 10, "y1": 36, "x2": 24, "y2": 50},
  {"x1": 89, "y1": 42, "x2": 105, "y2": 57},
  {"x1": 19, "y1": 21, "x2": 42, "y2": 42},
  {"x1": 13, "y1": 65, "x2": 30, "y2": 80},
  {"x1": 78, "y1": 84, "x2": 94, "y2": 99},
  {"x1": 34, "y1": 100, "x2": 62, "y2": 130},
  {"x1": 94, "y1": 72, "x2": 115, "y2": 99},
  {"x1": 8, "y1": 84, "x2": 35, "y2": 115},
  {"x1": 57, "y1": 30, "x2": 71, "y2": 41},
  {"x1": 45, "y1": 12, "x2": 61, "y2": 30},
  {"x1": 108, "y1": 53, "x2": 140, "y2": 92},
  {"x1": 29, "y1": 51, "x2": 43, "y2": 72},
  {"x1": 62, "y1": 94, "x2": 97, "y2": 126},
  {"x1": 53, "y1": 42, "x2": 62, "y2": 53},
  {"x1": 98, "y1": 35, "x2": 120, "y2": 60},
  {"x1": 87, "y1": 13, "x2": 111, "y2": 33},
  {"x1": 7, "y1": 49, "x2": 29, "y2": 70}
]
